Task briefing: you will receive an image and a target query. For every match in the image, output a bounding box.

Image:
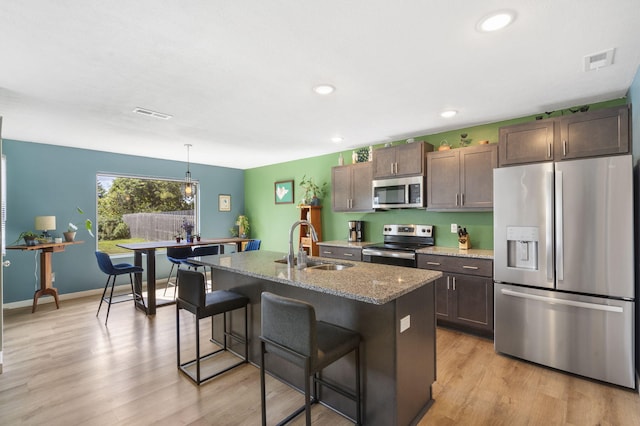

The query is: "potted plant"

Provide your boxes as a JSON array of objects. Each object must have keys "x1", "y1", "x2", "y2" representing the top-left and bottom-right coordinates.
[
  {"x1": 182, "y1": 218, "x2": 195, "y2": 242},
  {"x1": 15, "y1": 231, "x2": 39, "y2": 246},
  {"x1": 230, "y1": 215, "x2": 250, "y2": 238},
  {"x1": 299, "y1": 175, "x2": 327, "y2": 206},
  {"x1": 65, "y1": 206, "x2": 94, "y2": 242}
]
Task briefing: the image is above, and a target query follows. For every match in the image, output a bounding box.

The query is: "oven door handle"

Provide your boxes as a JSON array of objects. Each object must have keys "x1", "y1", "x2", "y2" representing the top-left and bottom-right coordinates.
[{"x1": 362, "y1": 249, "x2": 415, "y2": 260}]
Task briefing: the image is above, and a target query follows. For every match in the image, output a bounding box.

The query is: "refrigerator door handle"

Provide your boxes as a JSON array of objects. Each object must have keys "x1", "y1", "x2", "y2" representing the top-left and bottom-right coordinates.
[
  {"x1": 545, "y1": 170, "x2": 554, "y2": 282},
  {"x1": 500, "y1": 288, "x2": 623, "y2": 313},
  {"x1": 555, "y1": 170, "x2": 564, "y2": 281}
]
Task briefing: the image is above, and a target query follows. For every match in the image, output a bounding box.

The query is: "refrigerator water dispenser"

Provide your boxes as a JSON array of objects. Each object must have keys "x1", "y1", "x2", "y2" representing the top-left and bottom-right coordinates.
[{"x1": 506, "y1": 226, "x2": 539, "y2": 270}]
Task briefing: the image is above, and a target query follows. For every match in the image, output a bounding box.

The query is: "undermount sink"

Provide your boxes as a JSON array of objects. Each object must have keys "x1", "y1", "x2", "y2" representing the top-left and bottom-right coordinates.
[
  {"x1": 274, "y1": 258, "x2": 354, "y2": 270},
  {"x1": 305, "y1": 263, "x2": 353, "y2": 271}
]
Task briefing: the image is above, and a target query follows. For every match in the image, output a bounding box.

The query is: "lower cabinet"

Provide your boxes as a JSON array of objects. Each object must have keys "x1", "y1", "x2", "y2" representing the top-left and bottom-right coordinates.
[
  {"x1": 418, "y1": 254, "x2": 494, "y2": 337},
  {"x1": 317, "y1": 244, "x2": 363, "y2": 261}
]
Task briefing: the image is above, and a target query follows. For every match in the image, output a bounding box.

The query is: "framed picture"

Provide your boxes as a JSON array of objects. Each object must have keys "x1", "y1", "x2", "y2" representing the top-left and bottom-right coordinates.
[
  {"x1": 274, "y1": 180, "x2": 294, "y2": 204},
  {"x1": 218, "y1": 194, "x2": 231, "y2": 211}
]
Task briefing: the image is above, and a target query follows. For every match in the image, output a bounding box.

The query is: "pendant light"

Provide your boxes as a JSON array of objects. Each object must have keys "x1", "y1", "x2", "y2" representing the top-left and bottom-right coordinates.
[{"x1": 181, "y1": 144, "x2": 197, "y2": 204}]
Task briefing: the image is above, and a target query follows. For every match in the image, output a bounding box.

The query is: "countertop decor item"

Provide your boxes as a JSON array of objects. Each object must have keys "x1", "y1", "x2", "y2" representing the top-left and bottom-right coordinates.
[
  {"x1": 355, "y1": 147, "x2": 369, "y2": 162},
  {"x1": 438, "y1": 140, "x2": 451, "y2": 151},
  {"x1": 460, "y1": 133, "x2": 472, "y2": 147}
]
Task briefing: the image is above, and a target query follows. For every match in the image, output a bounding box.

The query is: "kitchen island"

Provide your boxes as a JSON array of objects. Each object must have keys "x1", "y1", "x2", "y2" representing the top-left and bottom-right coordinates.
[{"x1": 191, "y1": 250, "x2": 441, "y2": 426}]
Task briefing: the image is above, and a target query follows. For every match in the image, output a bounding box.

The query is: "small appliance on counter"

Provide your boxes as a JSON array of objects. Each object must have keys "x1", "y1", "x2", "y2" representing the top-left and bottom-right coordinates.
[{"x1": 348, "y1": 220, "x2": 364, "y2": 242}]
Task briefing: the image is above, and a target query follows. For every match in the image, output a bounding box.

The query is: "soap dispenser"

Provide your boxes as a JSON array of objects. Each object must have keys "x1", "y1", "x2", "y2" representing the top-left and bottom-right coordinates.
[{"x1": 297, "y1": 247, "x2": 307, "y2": 269}]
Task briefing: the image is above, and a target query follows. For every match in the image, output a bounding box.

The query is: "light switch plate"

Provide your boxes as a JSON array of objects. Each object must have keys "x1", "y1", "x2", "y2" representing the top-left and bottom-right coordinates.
[
  {"x1": 450, "y1": 223, "x2": 458, "y2": 233},
  {"x1": 400, "y1": 315, "x2": 411, "y2": 333}
]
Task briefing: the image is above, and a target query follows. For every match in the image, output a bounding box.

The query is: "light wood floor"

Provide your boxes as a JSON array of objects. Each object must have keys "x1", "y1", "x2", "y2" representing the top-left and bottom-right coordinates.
[{"x1": 1, "y1": 295, "x2": 639, "y2": 425}]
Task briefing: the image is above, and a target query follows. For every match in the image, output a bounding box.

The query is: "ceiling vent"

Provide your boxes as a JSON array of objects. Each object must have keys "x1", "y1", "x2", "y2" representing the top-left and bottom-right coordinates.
[
  {"x1": 133, "y1": 107, "x2": 172, "y2": 120},
  {"x1": 583, "y1": 48, "x2": 615, "y2": 71}
]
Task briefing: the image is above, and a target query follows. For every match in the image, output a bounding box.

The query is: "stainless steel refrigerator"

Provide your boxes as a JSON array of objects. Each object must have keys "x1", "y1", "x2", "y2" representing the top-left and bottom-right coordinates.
[{"x1": 493, "y1": 155, "x2": 636, "y2": 389}]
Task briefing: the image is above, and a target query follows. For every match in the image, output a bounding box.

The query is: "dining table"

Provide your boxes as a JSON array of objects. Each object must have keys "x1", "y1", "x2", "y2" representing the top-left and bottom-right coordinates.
[{"x1": 116, "y1": 237, "x2": 251, "y2": 314}]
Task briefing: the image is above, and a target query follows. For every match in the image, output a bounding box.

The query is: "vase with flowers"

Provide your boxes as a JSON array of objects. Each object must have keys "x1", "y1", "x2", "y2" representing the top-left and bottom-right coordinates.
[
  {"x1": 64, "y1": 207, "x2": 94, "y2": 242},
  {"x1": 182, "y1": 218, "x2": 195, "y2": 243}
]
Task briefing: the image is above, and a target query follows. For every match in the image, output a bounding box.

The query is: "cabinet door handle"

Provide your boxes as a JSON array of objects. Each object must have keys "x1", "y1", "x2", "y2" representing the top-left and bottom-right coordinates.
[
  {"x1": 391, "y1": 163, "x2": 395, "y2": 175},
  {"x1": 461, "y1": 193, "x2": 465, "y2": 206},
  {"x1": 427, "y1": 261, "x2": 441, "y2": 265},
  {"x1": 343, "y1": 253, "x2": 354, "y2": 257},
  {"x1": 563, "y1": 140, "x2": 567, "y2": 156},
  {"x1": 455, "y1": 194, "x2": 459, "y2": 206},
  {"x1": 452, "y1": 277, "x2": 456, "y2": 291},
  {"x1": 446, "y1": 276, "x2": 450, "y2": 290},
  {"x1": 462, "y1": 265, "x2": 479, "y2": 270},
  {"x1": 323, "y1": 250, "x2": 333, "y2": 255},
  {"x1": 548, "y1": 142, "x2": 552, "y2": 159}
]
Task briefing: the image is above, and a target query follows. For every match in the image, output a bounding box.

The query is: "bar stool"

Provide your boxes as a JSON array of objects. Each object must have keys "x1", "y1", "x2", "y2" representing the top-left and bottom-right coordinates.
[
  {"x1": 176, "y1": 269, "x2": 249, "y2": 385},
  {"x1": 95, "y1": 251, "x2": 146, "y2": 325},
  {"x1": 260, "y1": 291, "x2": 361, "y2": 425}
]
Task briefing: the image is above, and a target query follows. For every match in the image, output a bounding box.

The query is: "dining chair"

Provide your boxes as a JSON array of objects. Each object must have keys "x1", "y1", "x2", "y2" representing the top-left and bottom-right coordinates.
[
  {"x1": 245, "y1": 239, "x2": 261, "y2": 251},
  {"x1": 165, "y1": 246, "x2": 193, "y2": 298},
  {"x1": 182, "y1": 245, "x2": 220, "y2": 291},
  {"x1": 260, "y1": 291, "x2": 361, "y2": 425},
  {"x1": 95, "y1": 251, "x2": 146, "y2": 325}
]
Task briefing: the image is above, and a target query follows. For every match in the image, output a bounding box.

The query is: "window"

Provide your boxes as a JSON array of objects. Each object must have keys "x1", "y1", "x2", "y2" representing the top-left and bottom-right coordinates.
[{"x1": 97, "y1": 174, "x2": 198, "y2": 254}]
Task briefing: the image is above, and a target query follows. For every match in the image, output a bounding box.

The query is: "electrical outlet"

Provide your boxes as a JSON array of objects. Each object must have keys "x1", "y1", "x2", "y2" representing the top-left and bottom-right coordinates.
[
  {"x1": 450, "y1": 223, "x2": 458, "y2": 233},
  {"x1": 51, "y1": 272, "x2": 55, "y2": 282}
]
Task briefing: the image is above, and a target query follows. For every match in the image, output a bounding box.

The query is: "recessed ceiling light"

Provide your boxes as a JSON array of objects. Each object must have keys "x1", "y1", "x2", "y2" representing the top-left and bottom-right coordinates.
[
  {"x1": 477, "y1": 10, "x2": 516, "y2": 32},
  {"x1": 313, "y1": 84, "x2": 335, "y2": 95},
  {"x1": 441, "y1": 110, "x2": 458, "y2": 118},
  {"x1": 331, "y1": 136, "x2": 344, "y2": 143}
]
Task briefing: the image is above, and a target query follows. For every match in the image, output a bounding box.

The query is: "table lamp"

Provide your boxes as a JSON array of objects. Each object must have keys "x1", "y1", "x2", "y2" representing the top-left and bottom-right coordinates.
[{"x1": 35, "y1": 215, "x2": 56, "y2": 239}]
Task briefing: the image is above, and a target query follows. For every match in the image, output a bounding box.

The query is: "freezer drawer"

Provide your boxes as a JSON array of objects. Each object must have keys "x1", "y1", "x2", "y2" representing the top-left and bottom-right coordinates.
[{"x1": 494, "y1": 283, "x2": 636, "y2": 389}]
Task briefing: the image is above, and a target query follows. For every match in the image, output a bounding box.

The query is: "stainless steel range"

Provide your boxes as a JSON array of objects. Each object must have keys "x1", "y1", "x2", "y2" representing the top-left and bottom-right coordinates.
[{"x1": 362, "y1": 224, "x2": 434, "y2": 267}]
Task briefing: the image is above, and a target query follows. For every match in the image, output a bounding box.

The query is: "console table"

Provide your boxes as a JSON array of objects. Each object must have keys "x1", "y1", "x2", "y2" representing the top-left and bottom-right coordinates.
[{"x1": 7, "y1": 241, "x2": 84, "y2": 312}]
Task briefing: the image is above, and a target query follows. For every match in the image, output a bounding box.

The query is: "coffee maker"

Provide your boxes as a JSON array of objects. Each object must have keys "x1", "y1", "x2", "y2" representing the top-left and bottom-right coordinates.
[{"x1": 348, "y1": 221, "x2": 364, "y2": 242}]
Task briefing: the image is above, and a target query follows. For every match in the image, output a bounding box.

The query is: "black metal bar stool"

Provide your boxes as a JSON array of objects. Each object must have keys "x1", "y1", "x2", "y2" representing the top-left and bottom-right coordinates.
[
  {"x1": 176, "y1": 269, "x2": 249, "y2": 385},
  {"x1": 260, "y1": 291, "x2": 362, "y2": 425}
]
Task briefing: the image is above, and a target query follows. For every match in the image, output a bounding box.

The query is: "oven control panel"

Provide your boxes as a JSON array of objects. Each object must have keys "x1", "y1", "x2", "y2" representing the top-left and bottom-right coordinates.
[{"x1": 383, "y1": 224, "x2": 433, "y2": 237}]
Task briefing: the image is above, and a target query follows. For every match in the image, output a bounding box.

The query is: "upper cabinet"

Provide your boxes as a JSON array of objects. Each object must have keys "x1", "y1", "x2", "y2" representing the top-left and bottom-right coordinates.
[
  {"x1": 498, "y1": 105, "x2": 629, "y2": 167},
  {"x1": 332, "y1": 162, "x2": 373, "y2": 212},
  {"x1": 372, "y1": 142, "x2": 433, "y2": 179},
  {"x1": 557, "y1": 105, "x2": 629, "y2": 160},
  {"x1": 498, "y1": 120, "x2": 555, "y2": 166},
  {"x1": 427, "y1": 144, "x2": 497, "y2": 211}
]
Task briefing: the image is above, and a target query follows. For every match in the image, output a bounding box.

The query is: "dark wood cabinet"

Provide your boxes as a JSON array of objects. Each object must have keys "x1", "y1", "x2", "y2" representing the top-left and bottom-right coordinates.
[
  {"x1": 557, "y1": 105, "x2": 629, "y2": 159},
  {"x1": 372, "y1": 142, "x2": 432, "y2": 179},
  {"x1": 331, "y1": 162, "x2": 373, "y2": 212},
  {"x1": 418, "y1": 254, "x2": 493, "y2": 337},
  {"x1": 426, "y1": 144, "x2": 497, "y2": 211},
  {"x1": 317, "y1": 244, "x2": 362, "y2": 261},
  {"x1": 499, "y1": 120, "x2": 555, "y2": 166},
  {"x1": 498, "y1": 105, "x2": 629, "y2": 167}
]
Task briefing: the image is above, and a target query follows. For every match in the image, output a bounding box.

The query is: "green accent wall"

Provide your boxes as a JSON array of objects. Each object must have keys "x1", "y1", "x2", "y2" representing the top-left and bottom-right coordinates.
[{"x1": 245, "y1": 98, "x2": 627, "y2": 253}]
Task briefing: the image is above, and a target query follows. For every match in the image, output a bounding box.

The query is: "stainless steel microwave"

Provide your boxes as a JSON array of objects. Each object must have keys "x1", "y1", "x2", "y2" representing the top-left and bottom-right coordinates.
[{"x1": 372, "y1": 175, "x2": 424, "y2": 209}]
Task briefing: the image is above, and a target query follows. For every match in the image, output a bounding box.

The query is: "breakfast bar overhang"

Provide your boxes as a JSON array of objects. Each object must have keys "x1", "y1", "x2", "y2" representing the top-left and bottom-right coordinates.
[{"x1": 191, "y1": 250, "x2": 441, "y2": 425}]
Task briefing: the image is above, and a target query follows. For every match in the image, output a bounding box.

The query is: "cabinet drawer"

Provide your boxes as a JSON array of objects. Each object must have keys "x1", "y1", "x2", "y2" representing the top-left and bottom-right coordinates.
[
  {"x1": 417, "y1": 254, "x2": 492, "y2": 277},
  {"x1": 318, "y1": 246, "x2": 362, "y2": 261}
]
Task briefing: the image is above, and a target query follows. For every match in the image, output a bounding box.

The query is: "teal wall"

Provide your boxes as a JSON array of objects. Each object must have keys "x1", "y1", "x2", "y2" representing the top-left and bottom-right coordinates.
[
  {"x1": 630, "y1": 66, "x2": 640, "y2": 163},
  {"x1": 3, "y1": 140, "x2": 244, "y2": 303},
  {"x1": 245, "y1": 99, "x2": 627, "y2": 253}
]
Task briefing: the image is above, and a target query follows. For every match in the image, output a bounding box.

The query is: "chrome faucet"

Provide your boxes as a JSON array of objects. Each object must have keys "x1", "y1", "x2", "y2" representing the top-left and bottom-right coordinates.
[{"x1": 287, "y1": 220, "x2": 318, "y2": 267}]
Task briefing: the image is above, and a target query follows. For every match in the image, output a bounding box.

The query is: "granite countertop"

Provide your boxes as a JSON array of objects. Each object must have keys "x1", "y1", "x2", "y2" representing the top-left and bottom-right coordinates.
[
  {"x1": 416, "y1": 246, "x2": 494, "y2": 259},
  {"x1": 316, "y1": 240, "x2": 373, "y2": 248},
  {"x1": 316, "y1": 240, "x2": 494, "y2": 260},
  {"x1": 192, "y1": 250, "x2": 441, "y2": 305}
]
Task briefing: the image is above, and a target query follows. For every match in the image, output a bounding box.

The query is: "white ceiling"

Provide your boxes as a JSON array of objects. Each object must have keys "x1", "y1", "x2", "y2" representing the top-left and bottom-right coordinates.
[{"x1": 1, "y1": 1, "x2": 639, "y2": 169}]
